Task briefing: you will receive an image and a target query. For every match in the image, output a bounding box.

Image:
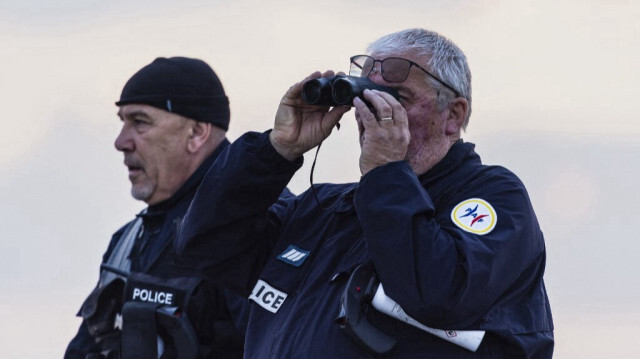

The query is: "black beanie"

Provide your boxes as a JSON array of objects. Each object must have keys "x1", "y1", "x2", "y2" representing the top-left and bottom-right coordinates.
[{"x1": 115, "y1": 57, "x2": 230, "y2": 131}]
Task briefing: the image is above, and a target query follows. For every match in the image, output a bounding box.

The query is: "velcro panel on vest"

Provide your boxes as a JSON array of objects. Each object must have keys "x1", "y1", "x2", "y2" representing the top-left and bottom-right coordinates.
[{"x1": 121, "y1": 301, "x2": 159, "y2": 359}]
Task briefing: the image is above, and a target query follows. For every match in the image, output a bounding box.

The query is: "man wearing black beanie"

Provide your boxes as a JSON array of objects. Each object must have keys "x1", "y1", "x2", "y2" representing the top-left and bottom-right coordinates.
[{"x1": 65, "y1": 57, "x2": 249, "y2": 359}]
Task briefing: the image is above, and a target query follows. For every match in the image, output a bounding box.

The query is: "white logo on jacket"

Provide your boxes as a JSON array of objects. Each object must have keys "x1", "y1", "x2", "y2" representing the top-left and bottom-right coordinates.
[
  {"x1": 450, "y1": 198, "x2": 497, "y2": 235},
  {"x1": 281, "y1": 248, "x2": 307, "y2": 262}
]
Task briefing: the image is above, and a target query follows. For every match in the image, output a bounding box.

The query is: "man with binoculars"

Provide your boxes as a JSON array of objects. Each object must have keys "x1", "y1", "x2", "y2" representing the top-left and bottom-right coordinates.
[{"x1": 177, "y1": 28, "x2": 554, "y2": 358}]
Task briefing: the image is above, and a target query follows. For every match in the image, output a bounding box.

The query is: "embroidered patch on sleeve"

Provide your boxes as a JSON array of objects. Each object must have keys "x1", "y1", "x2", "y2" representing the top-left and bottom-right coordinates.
[
  {"x1": 277, "y1": 245, "x2": 310, "y2": 267},
  {"x1": 450, "y1": 198, "x2": 497, "y2": 235}
]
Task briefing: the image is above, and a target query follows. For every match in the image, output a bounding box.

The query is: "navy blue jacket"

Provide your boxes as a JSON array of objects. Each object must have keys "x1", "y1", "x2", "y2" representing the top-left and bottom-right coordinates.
[
  {"x1": 66, "y1": 139, "x2": 249, "y2": 359},
  {"x1": 177, "y1": 132, "x2": 554, "y2": 358}
]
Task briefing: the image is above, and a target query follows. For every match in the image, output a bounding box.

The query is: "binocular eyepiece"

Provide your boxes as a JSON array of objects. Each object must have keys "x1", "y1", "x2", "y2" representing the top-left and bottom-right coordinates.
[{"x1": 302, "y1": 75, "x2": 399, "y2": 107}]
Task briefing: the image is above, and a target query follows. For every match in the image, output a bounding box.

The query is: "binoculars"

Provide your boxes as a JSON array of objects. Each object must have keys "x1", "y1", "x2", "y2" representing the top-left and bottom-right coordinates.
[{"x1": 302, "y1": 75, "x2": 399, "y2": 107}]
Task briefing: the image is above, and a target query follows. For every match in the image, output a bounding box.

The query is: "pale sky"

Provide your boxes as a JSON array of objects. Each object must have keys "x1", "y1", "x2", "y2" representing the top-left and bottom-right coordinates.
[{"x1": 1, "y1": 0, "x2": 638, "y2": 357}]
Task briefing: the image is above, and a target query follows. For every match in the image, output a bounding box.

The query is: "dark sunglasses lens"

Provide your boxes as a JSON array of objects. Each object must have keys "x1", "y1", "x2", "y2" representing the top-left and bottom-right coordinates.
[{"x1": 381, "y1": 58, "x2": 410, "y2": 82}]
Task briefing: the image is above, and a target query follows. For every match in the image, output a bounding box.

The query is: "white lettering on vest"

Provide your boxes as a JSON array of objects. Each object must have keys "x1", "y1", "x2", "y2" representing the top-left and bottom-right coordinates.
[
  {"x1": 249, "y1": 279, "x2": 287, "y2": 314},
  {"x1": 131, "y1": 287, "x2": 174, "y2": 305}
]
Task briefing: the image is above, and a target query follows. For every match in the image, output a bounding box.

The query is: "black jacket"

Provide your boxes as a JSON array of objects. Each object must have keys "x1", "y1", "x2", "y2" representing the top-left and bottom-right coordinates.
[{"x1": 178, "y1": 132, "x2": 554, "y2": 358}]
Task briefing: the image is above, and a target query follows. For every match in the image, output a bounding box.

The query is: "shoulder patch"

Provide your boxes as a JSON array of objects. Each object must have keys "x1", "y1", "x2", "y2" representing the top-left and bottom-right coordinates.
[
  {"x1": 277, "y1": 245, "x2": 310, "y2": 267},
  {"x1": 450, "y1": 198, "x2": 497, "y2": 235}
]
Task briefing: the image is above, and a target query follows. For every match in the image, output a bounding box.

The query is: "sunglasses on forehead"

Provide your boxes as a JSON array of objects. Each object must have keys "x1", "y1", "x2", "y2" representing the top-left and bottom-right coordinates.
[{"x1": 349, "y1": 55, "x2": 461, "y2": 97}]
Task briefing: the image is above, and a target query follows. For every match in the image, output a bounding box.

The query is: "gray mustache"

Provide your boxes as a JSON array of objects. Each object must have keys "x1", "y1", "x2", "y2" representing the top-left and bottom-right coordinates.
[{"x1": 124, "y1": 156, "x2": 143, "y2": 169}]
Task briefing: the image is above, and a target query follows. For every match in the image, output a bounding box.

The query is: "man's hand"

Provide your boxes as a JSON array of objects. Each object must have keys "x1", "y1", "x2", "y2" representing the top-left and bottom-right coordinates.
[
  {"x1": 355, "y1": 90, "x2": 410, "y2": 175},
  {"x1": 269, "y1": 71, "x2": 351, "y2": 161}
]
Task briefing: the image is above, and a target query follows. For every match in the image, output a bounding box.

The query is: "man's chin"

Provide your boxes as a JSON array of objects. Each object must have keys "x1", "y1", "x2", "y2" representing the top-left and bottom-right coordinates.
[{"x1": 131, "y1": 185, "x2": 153, "y2": 202}]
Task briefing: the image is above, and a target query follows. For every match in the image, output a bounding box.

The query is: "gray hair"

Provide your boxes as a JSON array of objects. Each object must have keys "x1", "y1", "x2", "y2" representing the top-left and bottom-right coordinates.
[{"x1": 367, "y1": 28, "x2": 472, "y2": 129}]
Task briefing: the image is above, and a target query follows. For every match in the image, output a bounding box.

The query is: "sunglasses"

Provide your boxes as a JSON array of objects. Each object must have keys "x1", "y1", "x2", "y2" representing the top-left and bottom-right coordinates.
[{"x1": 349, "y1": 54, "x2": 460, "y2": 97}]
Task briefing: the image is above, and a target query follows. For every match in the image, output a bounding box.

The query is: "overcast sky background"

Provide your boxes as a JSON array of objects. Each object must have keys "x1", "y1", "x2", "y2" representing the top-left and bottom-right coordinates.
[{"x1": 0, "y1": 0, "x2": 638, "y2": 357}]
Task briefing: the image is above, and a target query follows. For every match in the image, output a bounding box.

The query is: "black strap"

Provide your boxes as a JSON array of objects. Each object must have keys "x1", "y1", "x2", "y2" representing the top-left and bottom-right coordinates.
[
  {"x1": 121, "y1": 301, "x2": 160, "y2": 359},
  {"x1": 155, "y1": 307, "x2": 199, "y2": 359}
]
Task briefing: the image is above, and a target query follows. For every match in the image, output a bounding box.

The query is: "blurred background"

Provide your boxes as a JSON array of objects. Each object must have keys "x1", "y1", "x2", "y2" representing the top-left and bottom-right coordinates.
[{"x1": 1, "y1": 0, "x2": 638, "y2": 357}]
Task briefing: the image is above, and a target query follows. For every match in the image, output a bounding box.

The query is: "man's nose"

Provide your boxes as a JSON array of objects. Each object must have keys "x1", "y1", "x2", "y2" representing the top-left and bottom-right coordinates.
[{"x1": 114, "y1": 125, "x2": 134, "y2": 152}]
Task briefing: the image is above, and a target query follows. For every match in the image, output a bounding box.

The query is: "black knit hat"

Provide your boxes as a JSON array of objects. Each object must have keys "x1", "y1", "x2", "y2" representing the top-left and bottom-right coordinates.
[{"x1": 115, "y1": 57, "x2": 230, "y2": 130}]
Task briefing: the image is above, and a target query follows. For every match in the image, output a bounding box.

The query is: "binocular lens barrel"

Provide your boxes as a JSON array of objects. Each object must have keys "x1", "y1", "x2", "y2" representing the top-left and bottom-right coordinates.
[
  {"x1": 302, "y1": 75, "x2": 398, "y2": 107},
  {"x1": 301, "y1": 78, "x2": 334, "y2": 106},
  {"x1": 331, "y1": 78, "x2": 360, "y2": 106}
]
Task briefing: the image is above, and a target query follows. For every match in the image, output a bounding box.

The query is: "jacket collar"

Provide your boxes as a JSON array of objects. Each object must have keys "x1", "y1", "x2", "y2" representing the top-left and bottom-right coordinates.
[{"x1": 418, "y1": 139, "x2": 480, "y2": 188}]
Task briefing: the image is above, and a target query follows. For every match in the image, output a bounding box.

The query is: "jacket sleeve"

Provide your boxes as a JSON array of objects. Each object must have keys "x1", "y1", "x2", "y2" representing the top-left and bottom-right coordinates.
[
  {"x1": 176, "y1": 131, "x2": 300, "y2": 296},
  {"x1": 354, "y1": 161, "x2": 546, "y2": 329}
]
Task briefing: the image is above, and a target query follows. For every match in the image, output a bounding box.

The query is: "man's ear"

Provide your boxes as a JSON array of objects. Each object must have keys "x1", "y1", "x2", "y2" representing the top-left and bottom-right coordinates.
[
  {"x1": 187, "y1": 121, "x2": 212, "y2": 153},
  {"x1": 445, "y1": 97, "x2": 468, "y2": 135}
]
